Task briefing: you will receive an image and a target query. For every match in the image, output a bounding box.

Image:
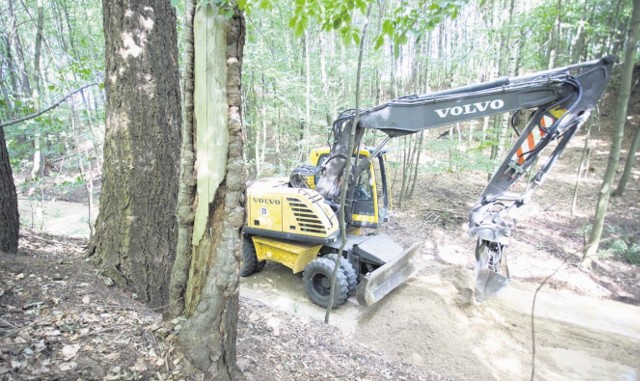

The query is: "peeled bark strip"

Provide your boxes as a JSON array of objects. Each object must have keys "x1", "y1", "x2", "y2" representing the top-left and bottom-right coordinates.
[
  {"x1": 0, "y1": 126, "x2": 19, "y2": 254},
  {"x1": 177, "y1": 6, "x2": 246, "y2": 380},
  {"x1": 168, "y1": 0, "x2": 196, "y2": 319},
  {"x1": 87, "y1": 0, "x2": 181, "y2": 308}
]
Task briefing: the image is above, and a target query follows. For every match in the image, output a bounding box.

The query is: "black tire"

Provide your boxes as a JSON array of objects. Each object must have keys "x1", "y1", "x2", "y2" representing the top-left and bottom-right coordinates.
[
  {"x1": 302, "y1": 257, "x2": 350, "y2": 308},
  {"x1": 240, "y1": 236, "x2": 265, "y2": 277},
  {"x1": 326, "y1": 254, "x2": 357, "y2": 296}
]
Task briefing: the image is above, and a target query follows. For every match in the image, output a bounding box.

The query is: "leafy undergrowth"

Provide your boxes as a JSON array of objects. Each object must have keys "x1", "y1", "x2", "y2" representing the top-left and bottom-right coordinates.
[{"x1": 0, "y1": 231, "x2": 459, "y2": 381}]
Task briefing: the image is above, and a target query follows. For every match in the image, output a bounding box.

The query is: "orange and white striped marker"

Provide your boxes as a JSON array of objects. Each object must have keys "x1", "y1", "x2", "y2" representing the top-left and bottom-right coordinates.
[
  {"x1": 513, "y1": 108, "x2": 566, "y2": 165},
  {"x1": 513, "y1": 115, "x2": 553, "y2": 165}
]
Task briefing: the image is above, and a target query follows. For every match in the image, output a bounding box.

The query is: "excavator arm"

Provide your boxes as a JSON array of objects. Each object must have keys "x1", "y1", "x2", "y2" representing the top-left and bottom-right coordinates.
[{"x1": 315, "y1": 57, "x2": 613, "y2": 301}]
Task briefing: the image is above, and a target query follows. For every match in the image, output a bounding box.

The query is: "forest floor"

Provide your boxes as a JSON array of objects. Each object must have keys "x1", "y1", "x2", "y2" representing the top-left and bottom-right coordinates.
[{"x1": 2, "y1": 91, "x2": 640, "y2": 380}]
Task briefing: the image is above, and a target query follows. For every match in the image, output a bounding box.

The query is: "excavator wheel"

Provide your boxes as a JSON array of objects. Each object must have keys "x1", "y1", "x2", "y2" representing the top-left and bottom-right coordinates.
[
  {"x1": 302, "y1": 257, "x2": 349, "y2": 308},
  {"x1": 325, "y1": 254, "x2": 357, "y2": 296},
  {"x1": 240, "y1": 235, "x2": 266, "y2": 277}
]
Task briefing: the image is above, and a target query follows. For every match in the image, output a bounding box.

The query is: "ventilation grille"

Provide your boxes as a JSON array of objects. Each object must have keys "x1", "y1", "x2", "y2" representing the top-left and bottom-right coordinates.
[{"x1": 287, "y1": 197, "x2": 326, "y2": 234}]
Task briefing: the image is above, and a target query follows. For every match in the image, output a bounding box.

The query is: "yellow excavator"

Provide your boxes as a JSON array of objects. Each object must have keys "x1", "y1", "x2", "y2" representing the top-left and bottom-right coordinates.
[{"x1": 241, "y1": 57, "x2": 613, "y2": 308}]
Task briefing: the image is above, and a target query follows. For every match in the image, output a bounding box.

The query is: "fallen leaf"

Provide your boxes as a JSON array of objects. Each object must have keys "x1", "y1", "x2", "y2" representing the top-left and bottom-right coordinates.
[
  {"x1": 82, "y1": 295, "x2": 91, "y2": 304},
  {"x1": 58, "y1": 362, "x2": 77, "y2": 371},
  {"x1": 62, "y1": 344, "x2": 80, "y2": 361},
  {"x1": 44, "y1": 329, "x2": 61, "y2": 337},
  {"x1": 83, "y1": 313, "x2": 100, "y2": 322},
  {"x1": 33, "y1": 340, "x2": 46, "y2": 353},
  {"x1": 129, "y1": 359, "x2": 147, "y2": 372},
  {"x1": 105, "y1": 352, "x2": 120, "y2": 361}
]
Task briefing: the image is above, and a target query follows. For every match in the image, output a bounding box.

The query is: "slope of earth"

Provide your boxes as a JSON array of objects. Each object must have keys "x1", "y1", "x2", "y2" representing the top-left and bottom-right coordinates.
[
  {"x1": 355, "y1": 264, "x2": 640, "y2": 381},
  {"x1": 0, "y1": 233, "x2": 458, "y2": 381},
  {"x1": 241, "y1": 255, "x2": 640, "y2": 381}
]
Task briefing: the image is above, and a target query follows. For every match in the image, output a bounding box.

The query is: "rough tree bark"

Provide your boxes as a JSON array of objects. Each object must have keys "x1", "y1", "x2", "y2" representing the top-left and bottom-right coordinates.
[
  {"x1": 86, "y1": 0, "x2": 182, "y2": 308},
  {"x1": 0, "y1": 126, "x2": 19, "y2": 254},
  {"x1": 169, "y1": 3, "x2": 246, "y2": 379}
]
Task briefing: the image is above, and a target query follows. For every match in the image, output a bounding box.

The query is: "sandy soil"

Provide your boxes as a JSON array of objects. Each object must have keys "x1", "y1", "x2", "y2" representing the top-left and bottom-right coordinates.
[
  {"x1": 241, "y1": 253, "x2": 640, "y2": 381},
  {"x1": 16, "y1": 197, "x2": 93, "y2": 238}
]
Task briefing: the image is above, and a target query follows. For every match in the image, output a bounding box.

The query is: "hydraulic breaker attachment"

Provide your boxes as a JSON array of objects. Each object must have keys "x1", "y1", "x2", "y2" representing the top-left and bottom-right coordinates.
[
  {"x1": 474, "y1": 240, "x2": 510, "y2": 302},
  {"x1": 356, "y1": 241, "x2": 423, "y2": 306}
]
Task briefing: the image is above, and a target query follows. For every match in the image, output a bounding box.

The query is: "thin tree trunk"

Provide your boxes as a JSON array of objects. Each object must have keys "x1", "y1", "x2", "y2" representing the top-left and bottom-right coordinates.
[
  {"x1": 399, "y1": 135, "x2": 412, "y2": 208},
  {"x1": 614, "y1": 121, "x2": 640, "y2": 195},
  {"x1": 572, "y1": 120, "x2": 593, "y2": 216},
  {"x1": 583, "y1": 0, "x2": 640, "y2": 267},
  {"x1": 69, "y1": 101, "x2": 95, "y2": 236},
  {"x1": 30, "y1": 0, "x2": 45, "y2": 180},
  {"x1": 2, "y1": 34, "x2": 19, "y2": 98},
  {"x1": 489, "y1": 0, "x2": 514, "y2": 163},
  {"x1": 571, "y1": 19, "x2": 586, "y2": 62},
  {"x1": 260, "y1": 98, "x2": 267, "y2": 173},
  {"x1": 408, "y1": 131, "x2": 424, "y2": 199},
  {"x1": 547, "y1": 0, "x2": 562, "y2": 69},
  {"x1": 302, "y1": 30, "x2": 311, "y2": 160},
  {"x1": 7, "y1": 0, "x2": 31, "y2": 98}
]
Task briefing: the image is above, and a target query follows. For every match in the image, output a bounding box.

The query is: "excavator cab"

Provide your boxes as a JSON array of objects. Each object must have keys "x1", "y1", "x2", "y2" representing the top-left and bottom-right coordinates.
[{"x1": 308, "y1": 147, "x2": 391, "y2": 229}]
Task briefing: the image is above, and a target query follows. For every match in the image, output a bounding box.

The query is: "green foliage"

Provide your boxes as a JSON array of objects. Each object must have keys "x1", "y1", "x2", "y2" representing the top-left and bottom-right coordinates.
[
  {"x1": 240, "y1": 0, "x2": 466, "y2": 48},
  {"x1": 598, "y1": 238, "x2": 640, "y2": 265},
  {"x1": 598, "y1": 224, "x2": 640, "y2": 265},
  {"x1": 0, "y1": 0, "x2": 104, "y2": 178},
  {"x1": 516, "y1": 0, "x2": 634, "y2": 68},
  {"x1": 421, "y1": 131, "x2": 498, "y2": 174},
  {"x1": 194, "y1": 0, "x2": 237, "y2": 18},
  {"x1": 376, "y1": 0, "x2": 466, "y2": 54},
  {"x1": 575, "y1": 224, "x2": 640, "y2": 265}
]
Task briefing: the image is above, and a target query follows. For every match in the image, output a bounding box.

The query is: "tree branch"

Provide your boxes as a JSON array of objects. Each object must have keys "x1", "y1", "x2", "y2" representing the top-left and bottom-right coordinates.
[{"x1": 0, "y1": 82, "x2": 100, "y2": 128}]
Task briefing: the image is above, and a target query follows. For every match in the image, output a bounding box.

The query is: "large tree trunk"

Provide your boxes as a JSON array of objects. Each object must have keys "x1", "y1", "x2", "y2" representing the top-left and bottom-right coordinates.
[
  {"x1": 0, "y1": 126, "x2": 19, "y2": 254},
  {"x1": 171, "y1": 4, "x2": 246, "y2": 379},
  {"x1": 87, "y1": 0, "x2": 181, "y2": 308}
]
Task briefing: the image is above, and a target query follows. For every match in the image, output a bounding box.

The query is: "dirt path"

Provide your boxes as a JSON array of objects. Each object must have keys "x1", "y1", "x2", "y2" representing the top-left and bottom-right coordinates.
[
  {"x1": 359, "y1": 263, "x2": 640, "y2": 381},
  {"x1": 241, "y1": 253, "x2": 640, "y2": 381},
  {"x1": 17, "y1": 197, "x2": 93, "y2": 238}
]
